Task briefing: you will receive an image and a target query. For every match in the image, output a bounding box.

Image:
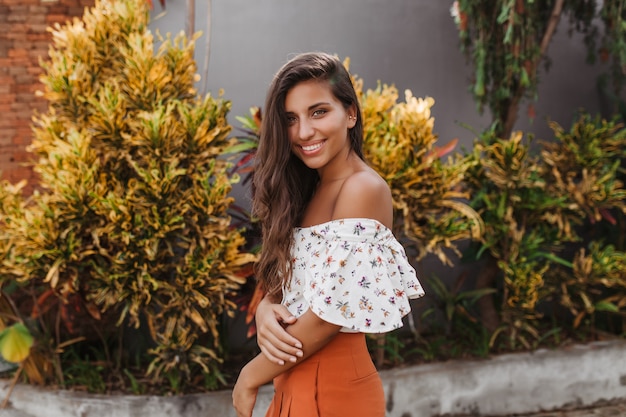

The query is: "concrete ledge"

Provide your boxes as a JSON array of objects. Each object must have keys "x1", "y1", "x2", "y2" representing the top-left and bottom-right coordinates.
[
  {"x1": 382, "y1": 339, "x2": 626, "y2": 416},
  {"x1": 1, "y1": 340, "x2": 625, "y2": 417}
]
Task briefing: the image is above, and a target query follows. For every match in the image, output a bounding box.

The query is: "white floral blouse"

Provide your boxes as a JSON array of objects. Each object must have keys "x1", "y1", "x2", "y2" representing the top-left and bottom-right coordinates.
[{"x1": 282, "y1": 218, "x2": 425, "y2": 333}]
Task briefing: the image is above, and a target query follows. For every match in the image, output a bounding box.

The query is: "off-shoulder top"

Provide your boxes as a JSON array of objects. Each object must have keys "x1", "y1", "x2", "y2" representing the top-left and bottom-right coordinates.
[{"x1": 282, "y1": 218, "x2": 425, "y2": 333}]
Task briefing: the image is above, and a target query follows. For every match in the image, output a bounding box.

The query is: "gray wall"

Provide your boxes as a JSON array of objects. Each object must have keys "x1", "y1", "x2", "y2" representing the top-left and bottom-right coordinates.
[
  {"x1": 150, "y1": 0, "x2": 611, "y2": 149},
  {"x1": 149, "y1": 1, "x2": 614, "y2": 343}
]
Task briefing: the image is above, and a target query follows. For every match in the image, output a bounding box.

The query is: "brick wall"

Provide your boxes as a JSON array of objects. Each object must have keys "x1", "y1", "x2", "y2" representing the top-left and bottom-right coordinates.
[{"x1": 0, "y1": 0, "x2": 94, "y2": 190}]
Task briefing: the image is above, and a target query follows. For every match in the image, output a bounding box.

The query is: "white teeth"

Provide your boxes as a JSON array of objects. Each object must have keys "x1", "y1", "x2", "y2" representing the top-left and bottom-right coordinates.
[{"x1": 302, "y1": 142, "x2": 323, "y2": 152}]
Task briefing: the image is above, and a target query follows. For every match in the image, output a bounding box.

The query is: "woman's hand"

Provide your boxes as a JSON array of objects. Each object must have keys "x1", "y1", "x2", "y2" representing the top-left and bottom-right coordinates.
[
  {"x1": 232, "y1": 366, "x2": 259, "y2": 417},
  {"x1": 233, "y1": 309, "x2": 342, "y2": 416},
  {"x1": 255, "y1": 296, "x2": 303, "y2": 365}
]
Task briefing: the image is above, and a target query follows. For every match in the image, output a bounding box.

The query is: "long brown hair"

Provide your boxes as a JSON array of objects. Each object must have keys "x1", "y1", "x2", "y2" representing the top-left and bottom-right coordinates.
[{"x1": 253, "y1": 52, "x2": 364, "y2": 296}]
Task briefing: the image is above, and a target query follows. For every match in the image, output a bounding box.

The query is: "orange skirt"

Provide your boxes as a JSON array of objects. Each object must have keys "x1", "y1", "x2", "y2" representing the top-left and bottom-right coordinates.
[{"x1": 265, "y1": 332, "x2": 385, "y2": 417}]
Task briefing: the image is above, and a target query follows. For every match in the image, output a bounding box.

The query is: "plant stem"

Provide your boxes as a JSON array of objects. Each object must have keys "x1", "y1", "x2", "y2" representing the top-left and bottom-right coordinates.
[{"x1": 1, "y1": 364, "x2": 22, "y2": 409}]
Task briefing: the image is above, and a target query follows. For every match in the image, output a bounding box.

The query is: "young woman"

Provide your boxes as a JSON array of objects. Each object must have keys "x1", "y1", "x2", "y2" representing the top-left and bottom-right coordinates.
[{"x1": 232, "y1": 52, "x2": 424, "y2": 417}]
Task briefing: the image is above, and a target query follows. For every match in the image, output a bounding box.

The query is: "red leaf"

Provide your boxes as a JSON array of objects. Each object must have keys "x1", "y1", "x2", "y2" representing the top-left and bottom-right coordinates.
[
  {"x1": 253, "y1": 108, "x2": 262, "y2": 129},
  {"x1": 246, "y1": 322, "x2": 257, "y2": 339},
  {"x1": 426, "y1": 138, "x2": 458, "y2": 160},
  {"x1": 245, "y1": 284, "x2": 265, "y2": 325},
  {"x1": 600, "y1": 208, "x2": 617, "y2": 225}
]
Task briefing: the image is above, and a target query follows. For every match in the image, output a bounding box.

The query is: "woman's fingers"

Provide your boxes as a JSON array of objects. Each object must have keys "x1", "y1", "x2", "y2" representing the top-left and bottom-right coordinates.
[
  {"x1": 255, "y1": 302, "x2": 303, "y2": 364},
  {"x1": 258, "y1": 332, "x2": 303, "y2": 365},
  {"x1": 272, "y1": 304, "x2": 298, "y2": 324}
]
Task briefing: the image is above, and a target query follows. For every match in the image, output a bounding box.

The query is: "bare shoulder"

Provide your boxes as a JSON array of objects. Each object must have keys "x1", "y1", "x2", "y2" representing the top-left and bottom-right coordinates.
[{"x1": 332, "y1": 168, "x2": 393, "y2": 228}]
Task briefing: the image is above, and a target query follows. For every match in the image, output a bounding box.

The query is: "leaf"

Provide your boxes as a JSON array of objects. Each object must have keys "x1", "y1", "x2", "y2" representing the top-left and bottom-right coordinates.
[
  {"x1": 457, "y1": 288, "x2": 497, "y2": 302},
  {"x1": 224, "y1": 141, "x2": 258, "y2": 154},
  {"x1": 426, "y1": 138, "x2": 459, "y2": 159},
  {"x1": 0, "y1": 323, "x2": 34, "y2": 363},
  {"x1": 44, "y1": 258, "x2": 64, "y2": 288},
  {"x1": 594, "y1": 301, "x2": 619, "y2": 313},
  {"x1": 532, "y1": 252, "x2": 574, "y2": 268}
]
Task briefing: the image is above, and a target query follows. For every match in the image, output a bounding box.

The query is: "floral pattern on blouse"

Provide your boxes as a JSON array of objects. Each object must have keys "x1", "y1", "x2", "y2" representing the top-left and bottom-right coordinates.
[{"x1": 282, "y1": 218, "x2": 425, "y2": 333}]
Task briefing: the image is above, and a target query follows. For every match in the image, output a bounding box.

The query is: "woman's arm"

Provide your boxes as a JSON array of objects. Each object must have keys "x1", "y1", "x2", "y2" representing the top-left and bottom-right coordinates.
[
  {"x1": 233, "y1": 309, "x2": 341, "y2": 417},
  {"x1": 255, "y1": 295, "x2": 303, "y2": 365}
]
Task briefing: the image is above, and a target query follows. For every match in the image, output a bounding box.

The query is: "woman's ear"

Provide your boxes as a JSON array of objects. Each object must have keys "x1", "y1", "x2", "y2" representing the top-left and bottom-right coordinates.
[{"x1": 347, "y1": 106, "x2": 357, "y2": 128}]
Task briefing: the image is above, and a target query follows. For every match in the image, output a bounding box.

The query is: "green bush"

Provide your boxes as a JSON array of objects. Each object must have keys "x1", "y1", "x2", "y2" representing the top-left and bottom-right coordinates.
[
  {"x1": 0, "y1": 0, "x2": 254, "y2": 393},
  {"x1": 464, "y1": 115, "x2": 626, "y2": 349},
  {"x1": 352, "y1": 70, "x2": 482, "y2": 266},
  {"x1": 542, "y1": 115, "x2": 626, "y2": 332}
]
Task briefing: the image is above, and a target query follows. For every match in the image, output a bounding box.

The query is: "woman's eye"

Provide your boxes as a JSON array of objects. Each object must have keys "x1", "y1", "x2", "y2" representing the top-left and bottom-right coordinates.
[
  {"x1": 312, "y1": 109, "x2": 327, "y2": 117},
  {"x1": 286, "y1": 116, "x2": 297, "y2": 125}
]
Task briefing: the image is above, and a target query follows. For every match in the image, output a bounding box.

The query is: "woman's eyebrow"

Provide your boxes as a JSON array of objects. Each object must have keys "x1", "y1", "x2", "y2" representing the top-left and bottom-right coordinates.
[
  {"x1": 307, "y1": 102, "x2": 330, "y2": 110},
  {"x1": 285, "y1": 102, "x2": 331, "y2": 114}
]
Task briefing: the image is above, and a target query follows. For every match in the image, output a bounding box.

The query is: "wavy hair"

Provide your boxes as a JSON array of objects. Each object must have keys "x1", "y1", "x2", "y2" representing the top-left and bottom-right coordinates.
[{"x1": 253, "y1": 52, "x2": 364, "y2": 296}]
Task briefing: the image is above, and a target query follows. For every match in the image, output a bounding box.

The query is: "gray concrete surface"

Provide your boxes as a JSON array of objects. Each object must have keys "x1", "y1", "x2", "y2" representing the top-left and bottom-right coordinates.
[
  {"x1": 0, "y1": 340, "x2": 624, "y2": 417},
  {"x1": 525, "y1": 401, "x2": 626, "y2": 417},
  {"x1": 483, "y1": 400, "x2": 626, "y2": 417}
]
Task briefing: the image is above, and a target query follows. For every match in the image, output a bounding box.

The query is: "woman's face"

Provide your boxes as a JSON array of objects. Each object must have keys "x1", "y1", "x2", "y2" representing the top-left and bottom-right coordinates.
[{"x1": 284, "y1": 80, "x2": 356, "y2": 172}]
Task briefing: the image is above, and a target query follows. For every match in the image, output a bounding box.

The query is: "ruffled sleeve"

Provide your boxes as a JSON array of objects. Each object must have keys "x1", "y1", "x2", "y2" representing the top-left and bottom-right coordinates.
[{"x1": 288, "y1": 218, "x2": 424, "y2": 333}]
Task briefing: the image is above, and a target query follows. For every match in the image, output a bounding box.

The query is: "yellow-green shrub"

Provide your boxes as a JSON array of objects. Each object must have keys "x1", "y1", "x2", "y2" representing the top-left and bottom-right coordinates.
[
  {"x1": 466, "y1": 115, "x2": 626, "y2": 349},
  {"x1": 351, "y1": 71, "x2": 482, "y2": 265},
  {"x1": 541, "y1": 115, "x2": 626, "y2": 331},
  {"x1": 0, "y1": 0, "x2": 255, "y2": 392}
]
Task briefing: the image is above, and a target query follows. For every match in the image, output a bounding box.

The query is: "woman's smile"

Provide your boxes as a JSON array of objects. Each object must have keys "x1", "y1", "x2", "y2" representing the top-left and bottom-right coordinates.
[{"x1": 300, "y1": 140, "x2": 326, "y2": 154}]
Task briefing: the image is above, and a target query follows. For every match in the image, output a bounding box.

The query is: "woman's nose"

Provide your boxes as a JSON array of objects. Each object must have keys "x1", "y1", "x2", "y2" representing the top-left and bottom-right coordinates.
[{"x1": 298, "y1": 119, "x2": 315, "y2": 140}]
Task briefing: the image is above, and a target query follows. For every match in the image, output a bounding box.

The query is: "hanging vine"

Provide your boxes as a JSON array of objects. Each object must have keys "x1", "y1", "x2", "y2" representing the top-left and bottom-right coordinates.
[
  {"x1": 597, "y1": 0, "x2": 626, "y2": 117},
  {"x1": 451, "y1": 0, "x2": 626, "y2": 139}
]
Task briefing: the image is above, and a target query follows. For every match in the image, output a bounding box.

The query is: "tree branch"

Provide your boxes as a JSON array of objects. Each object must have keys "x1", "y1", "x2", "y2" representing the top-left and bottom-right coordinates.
[{"x1": 539, "y1": 0, "x2": 565, "y2": 58}]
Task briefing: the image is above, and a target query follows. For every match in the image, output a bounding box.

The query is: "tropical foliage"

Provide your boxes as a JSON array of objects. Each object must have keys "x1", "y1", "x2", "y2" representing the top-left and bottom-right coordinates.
[
  {"x1": 462, "y1": 114, "x2": 626, "y2": 349},
  {"x1": 443, "y1": 1, "x2": 626, "y2": 351},
  {"x1": 0, "y1": 0, "x2": 255, "y2": 394},
  {"x1": 354, "y1": 75, "x2": 483, "y2": 266}
]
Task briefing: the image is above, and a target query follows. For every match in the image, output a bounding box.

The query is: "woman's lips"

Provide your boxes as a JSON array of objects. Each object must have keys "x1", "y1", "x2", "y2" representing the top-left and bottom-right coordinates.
[{"x1": 300, "y1": 140, "x2": 325, "y2": 154}]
